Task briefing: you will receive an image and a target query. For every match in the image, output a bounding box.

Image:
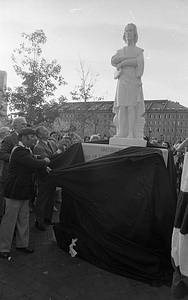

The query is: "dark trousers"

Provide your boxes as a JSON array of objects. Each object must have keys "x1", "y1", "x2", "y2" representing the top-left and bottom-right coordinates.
[
  {"x1": 35, "y1": 180, "x2": 56, "y2": 224},
  {"x1": 0, "y1": 180, "x2": 5, "y2": 218}
]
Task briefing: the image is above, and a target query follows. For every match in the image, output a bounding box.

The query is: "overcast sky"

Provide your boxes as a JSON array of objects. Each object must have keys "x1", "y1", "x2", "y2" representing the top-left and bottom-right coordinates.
[{"x1": 0, "y1": 0, "x2": 188, "y2": 106}]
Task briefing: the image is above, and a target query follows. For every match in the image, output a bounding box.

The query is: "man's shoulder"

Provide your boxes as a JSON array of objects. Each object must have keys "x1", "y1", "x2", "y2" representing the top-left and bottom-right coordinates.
[
  {"x1": 0, "y1": 132, "x2": 18, "y2": 155},
  {"x1": 10, "y1": 146, "x2": 30, "y2": 163},
  {"x1": 11, "y1": 145, "x2": 28, "y2": 156},
  {"x1": 33, "y1": 140, "x2": 47, "y2": 156},
  {"x1": 3, "y1": 132, "x2": 17, "y2": 143}
]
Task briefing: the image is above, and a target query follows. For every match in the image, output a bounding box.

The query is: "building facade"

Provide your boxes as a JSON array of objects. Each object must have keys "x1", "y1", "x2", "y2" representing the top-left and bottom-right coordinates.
[
  {"x1": 57, "y1": 99, "x2": 188, "y2": 143},
  {"x1": 57, "y1": 101, "x2": 114, "y2": 138},
  {"x1": 145, "y1": 100, "x2": 188, "y2": 143}
]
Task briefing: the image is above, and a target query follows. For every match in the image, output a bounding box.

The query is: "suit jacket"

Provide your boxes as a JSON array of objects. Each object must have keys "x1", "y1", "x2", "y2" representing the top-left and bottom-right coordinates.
[
  {"x1": 33, "y1": 139, "x2": 60, "y2": 183},
  {"x1": 0, "y1": 132, "x2": 18, "y2": 181},
  {"x1": 33, "y1": 139, "x2": 55, "y2": 158},
  {"x1": 48, "y1": 137, "x2": 58, "y2": 153},
  {"x1": 4, "y1": 145, "x2": 48, "y2": 200}
]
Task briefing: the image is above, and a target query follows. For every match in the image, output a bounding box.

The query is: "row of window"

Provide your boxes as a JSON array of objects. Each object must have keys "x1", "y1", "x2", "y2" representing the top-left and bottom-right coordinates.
[
  {"x1": 149, "y1": 121, "x2": 188, "y2": 126},
  {"x1": 63, "y1": 112, "x2": 188, "y2": 121},
  {"x1": 149, "y1": 114, "x2": 188, "y2": 119},
  {"x1": 62, "y1": 113, "x2": 112, "y2": 119},
  {"x1": 62, "y1": 119, "x2": 110, "y2": 125},
  {"x1": 149, "y1": 128, "x2": 187, "y2": 133}
]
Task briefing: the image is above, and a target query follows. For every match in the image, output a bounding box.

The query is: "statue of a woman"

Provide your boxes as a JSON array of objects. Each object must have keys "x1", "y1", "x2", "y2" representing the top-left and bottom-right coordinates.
[{"x1": 111, "y1": 23, "x2": 145, "y2": 139}]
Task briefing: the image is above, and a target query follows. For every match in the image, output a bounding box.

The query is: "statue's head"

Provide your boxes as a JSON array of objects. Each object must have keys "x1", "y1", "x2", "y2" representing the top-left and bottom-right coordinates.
[{"x1": 123, "y1": 23, "x2": 138, "y2": 44}]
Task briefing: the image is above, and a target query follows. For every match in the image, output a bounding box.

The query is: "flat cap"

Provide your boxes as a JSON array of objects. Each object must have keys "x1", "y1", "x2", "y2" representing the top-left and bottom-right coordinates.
[{"x1": 18, "y1": 128, "x2": 36, "y2": 140}]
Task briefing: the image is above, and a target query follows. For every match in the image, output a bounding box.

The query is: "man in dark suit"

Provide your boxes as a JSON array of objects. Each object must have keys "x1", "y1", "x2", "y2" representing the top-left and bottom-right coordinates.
[
  {"x1": 33, "y1": 126, "x2": 63, "y2": 231},
  {"x1": 0, "y1": 128, "x2": 50, "y2": 259},
  {"x1": 0, "y1": 117, "x2": 27, "y2": 221}
]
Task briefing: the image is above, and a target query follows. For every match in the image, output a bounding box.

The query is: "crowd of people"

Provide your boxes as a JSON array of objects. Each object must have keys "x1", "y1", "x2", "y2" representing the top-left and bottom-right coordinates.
[
  {"x1": 149, "y1": 137, "x2": 186, "y2": 192},
  {"x1": 83, "y1": 133, "x2": 109, "y2": 143},
  {"x1": 0, "y1": 117, "x2": 84, "y2": 259}
]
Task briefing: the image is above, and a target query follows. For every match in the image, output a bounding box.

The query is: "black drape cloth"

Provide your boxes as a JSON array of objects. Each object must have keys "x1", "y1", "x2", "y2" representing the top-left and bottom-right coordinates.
[
  {"x1": 147, "y1": 142, "x2": 177, "y2": 203},
  {"x1": 47, "y1": 144, "x2": 176, "y2": 287},
  {"x1": 36, "y1": 143, "x2": 85, "y2": 182},
  {"x1": 49, "y1": 142, "x2": 85, "y2": 169}
]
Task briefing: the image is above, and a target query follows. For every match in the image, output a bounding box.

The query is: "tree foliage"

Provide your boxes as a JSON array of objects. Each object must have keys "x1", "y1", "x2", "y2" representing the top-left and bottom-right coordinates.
[
  {"x1": 0, "y1": 87, "x2": 9, "y2": 123},
  {"x1": 70, "y1": 59, "x2": 104, "y2": 102},
  {"x1": 69, "y1": 60, "x2": 105, "y2": 135},
  {"x1": 8, "y1": 29, "x2": 67, "y2": 125}
]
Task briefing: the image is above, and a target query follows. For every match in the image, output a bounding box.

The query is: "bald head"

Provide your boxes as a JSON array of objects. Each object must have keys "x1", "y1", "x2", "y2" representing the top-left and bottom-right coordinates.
[{"x1": 12, "y1": 117, "x2": 27, "y2": 133}]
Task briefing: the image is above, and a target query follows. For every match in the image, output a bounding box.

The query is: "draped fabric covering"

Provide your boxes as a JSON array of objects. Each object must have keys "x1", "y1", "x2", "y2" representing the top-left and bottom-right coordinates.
[
  {"x1": 171, "y1": 152, "x2": 188, "y2": 298},
  {"x1": 46, "y1": 144, "x2": 176, "y2": 287}
]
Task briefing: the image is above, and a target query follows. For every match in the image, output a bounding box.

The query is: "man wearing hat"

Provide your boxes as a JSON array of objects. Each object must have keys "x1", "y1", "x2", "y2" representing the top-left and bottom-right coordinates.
[
  {"x1": 0, "y1": 117, "x2": 27, "y2": 221},
  {"x1": 0, "y1": 128, "x2": 51, "y2": 259}
]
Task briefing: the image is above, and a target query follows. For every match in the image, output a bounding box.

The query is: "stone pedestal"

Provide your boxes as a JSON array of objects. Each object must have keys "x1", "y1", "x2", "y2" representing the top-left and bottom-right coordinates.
[
  {"x1": 82, "y1": 143, "x2": 125, "y2": 162},
  {"x1": 82, "y1": 142, "x2": 168, "y2": 166},
  {"x1": 109, "y1": 137, "x2": 147, "y2": 147}
]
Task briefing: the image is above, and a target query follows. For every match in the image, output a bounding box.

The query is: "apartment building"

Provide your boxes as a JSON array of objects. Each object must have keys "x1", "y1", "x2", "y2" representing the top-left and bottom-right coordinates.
[
  {"x1": 145, "y1": 100, "x2": 188, "y2": 143},
  {"x1": 58, "y1": 99, "x2": 188, "y2": 142}
]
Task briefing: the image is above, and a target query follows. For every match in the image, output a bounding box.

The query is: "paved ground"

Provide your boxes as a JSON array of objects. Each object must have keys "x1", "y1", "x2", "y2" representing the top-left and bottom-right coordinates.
[{"x1": 0, "y1": 203, "x2": 183, "y2": 300}]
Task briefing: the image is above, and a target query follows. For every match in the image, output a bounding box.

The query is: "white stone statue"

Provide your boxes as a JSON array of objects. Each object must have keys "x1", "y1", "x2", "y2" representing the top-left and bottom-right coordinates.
[{"x1": 111, "y1": 23, "x2": 145, "y2": 139}]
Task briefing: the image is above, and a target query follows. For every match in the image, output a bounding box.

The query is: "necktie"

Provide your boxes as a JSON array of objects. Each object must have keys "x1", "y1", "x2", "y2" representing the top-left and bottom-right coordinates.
[{"x1": 47, "y1": 141, "x2": 53, "y2": 154}]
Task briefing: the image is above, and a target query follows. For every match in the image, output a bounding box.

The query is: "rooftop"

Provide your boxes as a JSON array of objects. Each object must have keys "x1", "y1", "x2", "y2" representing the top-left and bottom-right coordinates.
[{"x1": 59, "y1": 99, "x2": 188, "y2": 112}]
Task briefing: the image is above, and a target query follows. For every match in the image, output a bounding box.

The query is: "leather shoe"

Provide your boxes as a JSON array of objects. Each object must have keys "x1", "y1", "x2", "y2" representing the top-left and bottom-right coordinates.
[
  {"x1": 0, "y1": 252, "x2": 9, "y2": 259},
  {"x1": 35, "y1": 221, "x2": 47, "y2": 231},
  {"x1": 44, "y1": 218, "x2": 56, "y2": 225},
  {"x1": 16, "y1": 246, "x2": 34, "y2": 253}
]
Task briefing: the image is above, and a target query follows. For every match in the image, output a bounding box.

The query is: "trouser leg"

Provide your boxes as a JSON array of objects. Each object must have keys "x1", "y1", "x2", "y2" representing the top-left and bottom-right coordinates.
[
  {"x1": 36, "y1": 182, "x2": 55, "y2": 223},
  {"x1": 44, "y1": 185, "x2": 56, "y2": 221},
  {"x1": 0, "y1": 198, "x2": 20, "y2": 252},
  {"x1": 35, "y1": 182, "x2": 48, "y2": 224},
  {"x1": 16, "y1": 200, "x2": 29, "y2": 248},
  {"x1": 0, "y1": 181, "x2": 5, "y2": 219}
]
